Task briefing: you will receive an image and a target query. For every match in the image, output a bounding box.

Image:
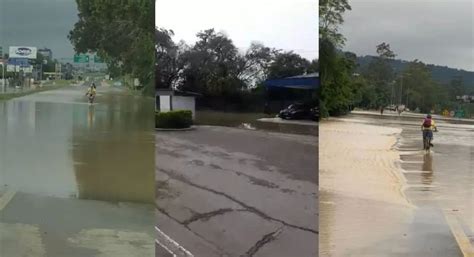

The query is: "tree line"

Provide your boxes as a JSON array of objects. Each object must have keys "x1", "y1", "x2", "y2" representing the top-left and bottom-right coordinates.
[
  {"x1": 320, "y1": 0, "x2": 472, "y2": 117},
  {"x1": 156, "y1": 28, "x2": 318, "y2": 111}
]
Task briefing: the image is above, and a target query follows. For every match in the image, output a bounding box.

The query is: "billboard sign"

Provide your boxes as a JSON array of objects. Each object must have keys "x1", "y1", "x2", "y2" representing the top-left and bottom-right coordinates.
[
  {"x1": 9, "y1": 46, "x2": 37, "y2": 59},
  {"x1": 7, "y1": 58, "x2": 32, "y2": 72}
]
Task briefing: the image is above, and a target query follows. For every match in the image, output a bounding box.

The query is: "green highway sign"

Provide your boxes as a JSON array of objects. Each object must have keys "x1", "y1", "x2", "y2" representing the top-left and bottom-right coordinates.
[
  {"x1": 94, "y1": 55, "x2": 104, "y2": 63},
  {"x1": 74, "y1": 54, "x2": 89, "y2": 63}
]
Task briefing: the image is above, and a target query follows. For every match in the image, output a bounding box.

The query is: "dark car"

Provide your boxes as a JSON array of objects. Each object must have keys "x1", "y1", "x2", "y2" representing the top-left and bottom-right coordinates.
[
  {"x1": 278, "y1": 103, "x2": 315, "y2": 120},
  {"x1": 310, "y1": 107, "x2": 320, "y2": 121}
]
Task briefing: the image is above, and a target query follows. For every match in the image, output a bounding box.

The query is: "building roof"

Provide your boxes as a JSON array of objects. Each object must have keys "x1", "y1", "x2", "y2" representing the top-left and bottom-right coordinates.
[
  {"x1": 264, "y1": 73, "x2": 319, "y2": 90},
  {"x1": 155, "y1": 88, "x2": 201, "y2": 97}
]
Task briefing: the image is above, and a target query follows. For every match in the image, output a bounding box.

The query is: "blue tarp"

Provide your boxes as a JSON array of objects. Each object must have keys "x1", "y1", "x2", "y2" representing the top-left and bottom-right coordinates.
[{"x1": 264, "y1": 73, "x2": 319, "y2": 90}]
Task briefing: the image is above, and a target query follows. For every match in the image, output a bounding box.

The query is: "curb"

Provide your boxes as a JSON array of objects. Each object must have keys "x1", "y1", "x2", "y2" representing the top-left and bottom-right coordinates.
[{"x1": 155, "y1": 126, "x2": 196, "y2": 132}]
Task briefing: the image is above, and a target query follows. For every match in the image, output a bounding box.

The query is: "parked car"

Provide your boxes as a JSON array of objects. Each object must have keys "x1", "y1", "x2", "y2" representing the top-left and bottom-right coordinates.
[
  {"x1": 386, "y1": 104, "x2": 397, "y2": 111},
  {"x1": 278, "y1": 103, "x2": 315, "y2": 120},
  {"x1": 310, "y1": 107, "x2": 320, "y2": 121}
]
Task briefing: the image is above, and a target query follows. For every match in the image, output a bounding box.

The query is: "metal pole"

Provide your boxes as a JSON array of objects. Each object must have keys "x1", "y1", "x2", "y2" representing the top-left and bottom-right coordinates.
[
  {"x1": 400, "y1": 75, "x2": 403, "y2": 105},
  {"x1": 406, "y1": 84, "x2": 409, "y2": 108},
  {"x1": 1, "y1": 63, "x2": 4, "y2": 93}
]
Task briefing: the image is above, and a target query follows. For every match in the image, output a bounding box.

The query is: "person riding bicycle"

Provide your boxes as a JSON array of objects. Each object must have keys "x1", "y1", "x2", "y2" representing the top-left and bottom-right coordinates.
[
  {"x1": 421, "y1": 114, "x2": 437, "y2": 147},
  {"x1": 86, "y1": 83, "x2": 97, "y2": 103}
]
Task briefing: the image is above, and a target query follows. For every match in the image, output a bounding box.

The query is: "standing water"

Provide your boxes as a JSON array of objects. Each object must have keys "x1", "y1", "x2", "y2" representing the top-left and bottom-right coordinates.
[
  {"x1": 0, "y1": 84, "x2": 155, "y2": 203},
  {"x1": 320, "y1": 111, "x2": 473, "y2": 257}
]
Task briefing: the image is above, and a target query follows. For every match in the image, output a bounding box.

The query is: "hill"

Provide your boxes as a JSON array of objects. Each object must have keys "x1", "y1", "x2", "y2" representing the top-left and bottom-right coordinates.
[{"x1": 355, "y1": 55, "x2": 474, "y2": 91}]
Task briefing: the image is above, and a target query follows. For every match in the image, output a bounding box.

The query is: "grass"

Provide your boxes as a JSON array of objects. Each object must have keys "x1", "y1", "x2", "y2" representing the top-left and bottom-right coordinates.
[{"x1": 0, "y1": 81, "x2": 72, "y2": 101}]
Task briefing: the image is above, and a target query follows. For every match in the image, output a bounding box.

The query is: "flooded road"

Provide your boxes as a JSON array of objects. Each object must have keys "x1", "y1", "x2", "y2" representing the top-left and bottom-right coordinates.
[
  {"x1": 0, "y1": 83, "x2": 155, "y2": 202},
  {"x1": 0, "y1": 83, "x2": 155, "y2": 257},
  {"x1": 195, "y1": 110, "x2": 318, "y2": 136},
  {"x1": 320, "y1": 111, "x2": 473, "y2": 257}
]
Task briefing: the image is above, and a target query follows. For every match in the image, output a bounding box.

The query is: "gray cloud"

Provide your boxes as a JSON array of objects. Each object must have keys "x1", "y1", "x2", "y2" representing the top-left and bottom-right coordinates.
[
  {"x1": 341, "y1": 0, "x2": 473, "y2": 71},
  {"x1": 0, "y1": 0, "x2": 78, "y2": 60},
  {"x1": 156, "y1": 0, "x2": 318, "y2": 61}
]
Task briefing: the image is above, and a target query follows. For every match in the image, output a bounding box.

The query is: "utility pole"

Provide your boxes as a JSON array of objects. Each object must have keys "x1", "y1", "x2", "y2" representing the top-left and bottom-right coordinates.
[
  {"x1": 0, "y1": 46, "x2": 3, "y2": 92},
  {"x1": 399, "y1": 74, "x2": 403, "y2": 106},
  {"x1": 1, "y1": 63, "x2": 5, "y2": 93}
]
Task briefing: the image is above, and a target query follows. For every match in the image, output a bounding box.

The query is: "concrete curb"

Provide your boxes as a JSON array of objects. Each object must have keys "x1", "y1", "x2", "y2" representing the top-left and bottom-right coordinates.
[{"x1": 155, "y1": 126, "x2": 196, "y2": 132}]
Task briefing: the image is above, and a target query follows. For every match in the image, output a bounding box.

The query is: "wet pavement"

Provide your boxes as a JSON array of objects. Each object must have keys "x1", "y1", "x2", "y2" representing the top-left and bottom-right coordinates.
[
  {"x1": 0, "y1": 82, "x2": 155, "y2": 256},
  {"x1": 195, "y1": 110, "x2": 318, "y2": 136},
  {"x1": 155, "y1": 126, "x2": 318, "y2": 257},
  {"x1": 320, "y1": 111, "x2": 473, "y2": 257}
]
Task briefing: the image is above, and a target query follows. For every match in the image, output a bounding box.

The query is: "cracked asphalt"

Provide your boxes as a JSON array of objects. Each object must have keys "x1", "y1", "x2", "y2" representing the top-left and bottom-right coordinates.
[{"x1": 155, "y1": 125, "x2": 318, "y2": 257}]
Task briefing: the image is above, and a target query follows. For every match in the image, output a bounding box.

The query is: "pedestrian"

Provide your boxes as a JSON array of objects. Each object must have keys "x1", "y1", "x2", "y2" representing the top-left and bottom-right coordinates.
[{"x1": 380, "y1": 106, "x2": 384, "y2": 115}]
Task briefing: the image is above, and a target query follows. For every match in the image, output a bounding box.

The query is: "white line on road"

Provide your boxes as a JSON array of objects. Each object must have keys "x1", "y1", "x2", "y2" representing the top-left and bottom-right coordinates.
[
  {"x1": 155, "y1": 226, "x2": 194, "y2": 257},
  {"x1": 0, "y1": 189, "x2": 16, "y2": 212},
  {"x1": 156, "y1": 239, "x2": 177, "y2": 257},
  {"x1": 443, "y1": 210, "x2": 474, "y2": 257}
]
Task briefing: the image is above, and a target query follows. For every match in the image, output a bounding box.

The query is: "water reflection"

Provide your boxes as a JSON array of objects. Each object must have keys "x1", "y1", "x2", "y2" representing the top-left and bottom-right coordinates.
[
  {"x1": 71, "y1": 93, "x2": 155, "y2": 204},
  {"x1": 87, "y1": 105, "x2": 95, "y2": 128},
  {"x1": 0, "y1": 87, "x2": 155, "y2": 203},
  {"x1": 421, "y1": 153, "x2": 434, "y2": 186},
  {"x1": 195, "y1": 110, "x2": 318, "y2": 135}
]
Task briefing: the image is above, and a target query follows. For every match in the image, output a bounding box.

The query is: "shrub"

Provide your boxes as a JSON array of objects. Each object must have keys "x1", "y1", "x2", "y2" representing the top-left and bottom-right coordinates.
[{"x1": 156, "y1": 110, "x2": 193, "y2": 129}]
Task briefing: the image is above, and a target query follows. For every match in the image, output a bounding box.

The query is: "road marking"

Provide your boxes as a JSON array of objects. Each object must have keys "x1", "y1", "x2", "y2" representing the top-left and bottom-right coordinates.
[
  {"x1": 0, "y1": 189, "x2": 16, "y2": 211},
  {"x1": 443, "y1": 210, "x2": 474, "y2": 257},
  {"x1": 156, "y1": 239, "x2": 177, "y2": 257},
  {"x1": 155, "y1": 226, "x2": 194, "y2": 257}
]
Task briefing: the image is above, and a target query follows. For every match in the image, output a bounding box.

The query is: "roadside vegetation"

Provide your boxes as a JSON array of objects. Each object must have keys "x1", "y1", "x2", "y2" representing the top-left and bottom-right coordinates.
[
  {"x1": 320, "y1": 0, "x2": 473, "y2": 117},
  {"x1": 155, "y1": 110, "x2": 193, "y2": 129},
  {"x1": 68, "y1": 0, "x2": 154, "y2": 96},
  {"x1": 156, "y1": 28, "x2": 318, "y2": 113}
]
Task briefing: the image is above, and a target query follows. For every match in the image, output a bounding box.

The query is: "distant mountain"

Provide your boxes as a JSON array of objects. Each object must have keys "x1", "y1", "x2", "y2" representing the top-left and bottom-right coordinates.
[{"x1": 355, "y1": 55, "x2": 474, "y2": 90}]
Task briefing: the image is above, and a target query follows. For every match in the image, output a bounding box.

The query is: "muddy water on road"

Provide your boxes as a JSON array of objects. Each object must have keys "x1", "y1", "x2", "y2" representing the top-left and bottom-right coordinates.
[
  {"x1": 320, "y1": 112, "x2": 473, "y2": 256},
  {"x1": 0, "y1": 85, "x2": 155, "y2": 203}
]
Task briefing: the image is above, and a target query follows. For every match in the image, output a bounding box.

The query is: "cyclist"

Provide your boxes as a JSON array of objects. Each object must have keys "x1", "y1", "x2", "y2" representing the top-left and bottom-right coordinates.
[
  {"x1": 421, "y1": 114, "x2": 437, "y2": 147},
  {"x1": 86, "y1": 83, "x2": 97, "y2": 103}
]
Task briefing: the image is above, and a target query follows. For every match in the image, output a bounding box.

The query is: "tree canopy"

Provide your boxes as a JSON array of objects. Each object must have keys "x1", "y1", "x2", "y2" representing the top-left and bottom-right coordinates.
[{"x1": 69, "y1": 0, "x2": 154, "y2": 94}]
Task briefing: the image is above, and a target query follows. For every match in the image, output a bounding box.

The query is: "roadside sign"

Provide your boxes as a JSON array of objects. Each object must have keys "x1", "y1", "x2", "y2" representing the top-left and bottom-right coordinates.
[
  {"x1": 94, "y1": 55, "x2": 103, "y2": 63},
  {"x1": 74, "y1": 54, "x2": 89, "y2": 63}
]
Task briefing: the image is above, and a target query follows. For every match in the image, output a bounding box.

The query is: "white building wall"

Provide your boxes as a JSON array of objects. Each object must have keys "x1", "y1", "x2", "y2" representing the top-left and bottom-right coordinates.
[
  {"x1": 159, "y1": 95, "x2": 171, "y2": 112},
  {"x1": 172, "y1": 96, "x2": 196, "y2": 119}
]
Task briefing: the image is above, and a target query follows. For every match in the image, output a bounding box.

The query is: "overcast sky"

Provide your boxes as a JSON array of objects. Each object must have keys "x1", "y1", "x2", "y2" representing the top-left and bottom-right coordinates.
[
  {"x1": 156, "y1": 0, "x2": 318, "y2": 61},
  {"x1": 341, "y1": 0, "x2": 473, "y2": 71},
  {"x1": 0, "y1": 0, "x2": 78, "y2": 60}
]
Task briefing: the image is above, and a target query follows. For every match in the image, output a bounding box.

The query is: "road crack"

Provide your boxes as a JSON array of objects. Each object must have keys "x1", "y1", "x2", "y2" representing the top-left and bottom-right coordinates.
[
  {"x1": 182, "y1": 208, "x2": 236, "y2": 225},
  {"x1": 157, "y1": 168, "x2": 318, "y2": 235},
  {"x1": 241, "y1": 226, "x2": 284, "y2": 257}
]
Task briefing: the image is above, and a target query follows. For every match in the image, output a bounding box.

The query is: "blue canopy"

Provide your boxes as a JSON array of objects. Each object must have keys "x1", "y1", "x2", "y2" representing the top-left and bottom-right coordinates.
[{"x1": 264, "y1": 73, "x2": 319, "y2": 90}]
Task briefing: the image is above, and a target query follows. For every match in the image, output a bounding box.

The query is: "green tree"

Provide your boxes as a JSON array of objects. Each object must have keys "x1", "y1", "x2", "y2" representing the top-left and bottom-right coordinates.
[
  {"x1": 448, "y1": 76, "x2": 466, "y2": 100},
  {"x1": 400, "y1": 60, "x2": 444, "y2": 112},
  {"x1": 156, "y1": 28, "x2": 181, "y2": 89},
  {"x1": 363, "y1": 43, "x2": 396, "y2": 107},
  {"x1": 319, "y1": 0, "x2": 351, "y2": 47},
  {"x1": 267, "y1": 51, "x2": 311, "y2": 79},
  {"x1": 319, "y1": 0, "x2": 354, "y2": 116},
  {"x1": 178, "y1": 29, "x2": 244, "y2": 96},
  {"x1": 68, "y1": 0, "x2": 154, "y2": 95}
]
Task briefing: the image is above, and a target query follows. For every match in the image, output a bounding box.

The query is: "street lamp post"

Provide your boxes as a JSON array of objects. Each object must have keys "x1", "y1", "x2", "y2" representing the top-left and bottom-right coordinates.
[{"x1": 1, "y1": 62, "x2": 5, "y2": 93}]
